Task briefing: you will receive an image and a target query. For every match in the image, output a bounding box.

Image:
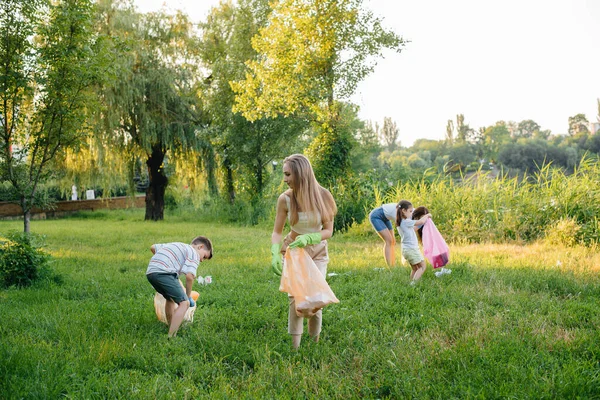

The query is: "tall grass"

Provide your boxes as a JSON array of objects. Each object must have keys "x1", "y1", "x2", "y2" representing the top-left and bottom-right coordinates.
[{"x1": 352, "y1": 157, "x2": 600, "y2": 245}]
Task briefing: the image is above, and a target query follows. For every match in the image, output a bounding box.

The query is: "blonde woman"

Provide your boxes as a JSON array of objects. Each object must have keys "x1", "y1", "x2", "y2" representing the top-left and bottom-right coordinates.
[{"x1": 271, "y1": 154, "x2": 337, "y2": 349}]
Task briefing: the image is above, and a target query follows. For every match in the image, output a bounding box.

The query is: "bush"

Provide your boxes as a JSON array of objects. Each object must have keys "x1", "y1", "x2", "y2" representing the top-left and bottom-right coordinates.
[
  {"x1": 545, "y1": 218, "x2": 580, "y2": 247},
  {"x1": 0, "y1": 232, "x2": 51, "y2": 288}
]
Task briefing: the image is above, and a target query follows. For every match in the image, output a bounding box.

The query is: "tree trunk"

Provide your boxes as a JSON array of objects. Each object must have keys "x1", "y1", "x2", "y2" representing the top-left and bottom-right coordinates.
[
  {"x1": 205, "y1": 147, "x2": 219, "y2": 197},
  {"x1": 145, "y1": 145, "x2": 168, "y2": 221},
  {"x1": 20, "y1": 196, "x2": 31, "y2": 233},
  {"x1": 255, "y1": 158, "x2": 263, "y2": 196},
  {"x1": 23, "y1": 210, "x2": 31, "y2": 234},
  {"x1": 223, "y1": 153, "x2": 235, "y2": 204}
]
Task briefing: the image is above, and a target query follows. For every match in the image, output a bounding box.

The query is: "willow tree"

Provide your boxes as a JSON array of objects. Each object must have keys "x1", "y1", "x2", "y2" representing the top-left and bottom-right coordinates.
[
  {"x1": 0, "y1": 0, "x2": 99, "y2": 233},
  {"x1": 200, "y1": 0, "x2": 306, "y2": 203},
  {"x1": 93, "y1": 2, "x2": 204, "y2": 220},
  {"x1": 231, "y1": 0, "x2": 404, "y2": 183}
]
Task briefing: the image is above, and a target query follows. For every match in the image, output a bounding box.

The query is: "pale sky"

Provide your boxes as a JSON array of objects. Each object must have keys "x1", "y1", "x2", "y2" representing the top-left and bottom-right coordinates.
[{"x1": 135, "y1": 0, "x2": 600, "y2": 146}]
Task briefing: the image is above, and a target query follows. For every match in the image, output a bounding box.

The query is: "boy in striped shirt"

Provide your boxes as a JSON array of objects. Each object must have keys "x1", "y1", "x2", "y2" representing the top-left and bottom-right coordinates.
[{"x1": 146, "y1": 236, "x2": 213, "y2": 337}]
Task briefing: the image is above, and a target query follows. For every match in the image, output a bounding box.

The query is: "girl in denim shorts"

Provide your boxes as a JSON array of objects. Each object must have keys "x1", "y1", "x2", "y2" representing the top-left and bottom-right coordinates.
[{"x1": 369, "y1": 203, "x2": 398, "y2": 267}]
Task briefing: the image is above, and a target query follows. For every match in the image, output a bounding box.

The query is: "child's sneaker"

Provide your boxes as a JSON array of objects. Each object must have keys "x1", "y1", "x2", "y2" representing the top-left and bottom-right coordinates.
[
  {"x1": 434, "y1": 270, "x2": 444, "y2": 277},
  {"x1": 409, "y1": 280, "x2": 417, "y2": 286},
  {"x1": 441, "y1": 268, "x2": 452, "y2": 275}
]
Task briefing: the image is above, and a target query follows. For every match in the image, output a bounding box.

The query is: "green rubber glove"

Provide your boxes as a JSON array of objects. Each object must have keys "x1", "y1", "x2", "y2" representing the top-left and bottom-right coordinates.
[
  {"x1": 271, "y1": 243, "x2": 282, "y2": 276},
  {"x1": 288, "y1": 232, "x2": 322, "y2": 249}
]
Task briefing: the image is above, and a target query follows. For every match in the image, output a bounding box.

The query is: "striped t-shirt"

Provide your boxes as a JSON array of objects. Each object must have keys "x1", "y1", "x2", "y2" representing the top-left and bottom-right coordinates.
[{"x1": 146, "y1": 242, "x2": 200, "y2": 276}]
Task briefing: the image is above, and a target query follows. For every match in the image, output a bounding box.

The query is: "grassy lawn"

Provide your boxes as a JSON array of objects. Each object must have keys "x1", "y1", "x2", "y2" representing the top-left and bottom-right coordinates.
[{"x1": 1, "y1": 210, "x2": 599, "y2": 399}]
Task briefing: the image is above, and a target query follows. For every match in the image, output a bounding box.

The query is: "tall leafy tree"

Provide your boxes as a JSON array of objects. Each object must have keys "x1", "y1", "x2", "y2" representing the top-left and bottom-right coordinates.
[
  {"x1": 568, "y1": 113, "x2": 589, "y2": 135},
  {"x1": 93, "y1": 2, "x2": 204, "y2": 220},
  {"x1": 350, "y1": 119, "x2": 381, "y2": 171},
  {"x1": 381, "y1": 116, "x2": 399, "y2": 151},
  {"x1": 0, "y1": 0, "x2": 99, "y2": 232},
  {"x1": 516, "y1": 119, "x2": 541, "y2": 138},
  {"x1": 199, "y1": 0, "x2": 305, "y2": 203},
  {"x1": 231, "y1": 0, "x2": 404, "y2": 183},
  {"x1": 482, "y1": 122, "x2": 511, "y2": 161},
  {"x1": 455, "y1": 114, "x2": 475, "y2": 143},
  {"x1": 506, "y1": 120, "x2": 518, "y2": 137},
  {"x1": 445, "y1": 119, "x2": 454, "y2": 146}
]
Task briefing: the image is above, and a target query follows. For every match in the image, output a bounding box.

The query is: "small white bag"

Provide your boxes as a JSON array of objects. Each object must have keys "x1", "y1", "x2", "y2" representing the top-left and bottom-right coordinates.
[{"x1": 153, "y1": 280, "x2": 197, "y2": 324}]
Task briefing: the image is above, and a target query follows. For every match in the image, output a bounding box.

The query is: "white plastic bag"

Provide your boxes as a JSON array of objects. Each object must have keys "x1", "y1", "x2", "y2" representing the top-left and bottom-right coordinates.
[
  {"x1": 153, "y1": 279, "x2": 197, "y2": 324},
  {"x1": 279, "y1": 247, "x2": 339, "y2": 318}
]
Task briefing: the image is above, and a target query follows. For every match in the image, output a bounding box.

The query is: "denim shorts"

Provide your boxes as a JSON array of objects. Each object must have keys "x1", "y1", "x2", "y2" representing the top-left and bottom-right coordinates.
[
  {"x1": 147, "y1": 273, "x2": 187, "y2": 304},
  {"x1": 369, "y1": 206, "x2": 393, "y2": 232}
]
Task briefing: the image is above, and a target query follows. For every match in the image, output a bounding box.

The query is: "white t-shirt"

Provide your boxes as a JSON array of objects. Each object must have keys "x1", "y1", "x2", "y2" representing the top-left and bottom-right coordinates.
[
  {"x1": 381, "y1": 203, "x2": 397, "y2": 221},
  {"x1": 397, "y1": 219, "x2": 419, "y2": 249},
  {"x1": 146, "y1": 242, "x2": 200, "y2": 276}
]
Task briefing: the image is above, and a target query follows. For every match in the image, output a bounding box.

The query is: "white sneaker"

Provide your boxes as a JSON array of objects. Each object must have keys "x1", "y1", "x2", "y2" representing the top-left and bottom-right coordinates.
[
  {"x1": 434, "y1": 270, "x2": 444, "y2": 277},
  {"x1": 441, "y1": 268, "x2": 452, "y2": 275}
]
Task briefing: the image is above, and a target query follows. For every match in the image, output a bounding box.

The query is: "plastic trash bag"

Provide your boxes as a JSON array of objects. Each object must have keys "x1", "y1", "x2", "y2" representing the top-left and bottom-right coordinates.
[
  {"x1": 422, "y1": 219, "x2": 450, "y2": 269},
  {"x1": 153, "y1": 279, "x2": 197, "y2": 324},
  {"x1": 279, "y1": 247, "x2": 339, "y2": 318}
]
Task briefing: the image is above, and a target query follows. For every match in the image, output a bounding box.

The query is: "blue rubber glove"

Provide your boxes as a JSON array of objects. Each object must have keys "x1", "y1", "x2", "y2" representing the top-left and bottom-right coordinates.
[
  {"x1": 288, "y1": 232, "x2": 322, "y2": 249},
  {"x1": 188, "y1": 297, "x2": 196, "y2": 308},
  {"x1": 271, "y1": 243, "x2": 282, "y2": 276}
]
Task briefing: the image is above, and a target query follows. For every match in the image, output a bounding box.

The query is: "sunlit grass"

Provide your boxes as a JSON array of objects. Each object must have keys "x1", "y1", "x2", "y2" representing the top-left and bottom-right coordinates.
[{"x1": 1, "y1": 210, "x2": 599, "y2": 398}]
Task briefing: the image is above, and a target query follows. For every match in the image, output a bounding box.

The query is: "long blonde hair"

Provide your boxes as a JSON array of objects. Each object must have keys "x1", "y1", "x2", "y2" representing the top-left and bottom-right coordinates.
[{"x1": 284, "y1": 154, "x2": 337, "y2": 226}]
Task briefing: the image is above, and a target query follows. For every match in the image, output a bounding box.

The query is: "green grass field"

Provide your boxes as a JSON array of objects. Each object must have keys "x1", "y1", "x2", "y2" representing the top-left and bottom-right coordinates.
[{"x1": 1, "y1": 210, "x2": 599, "y2": 399}]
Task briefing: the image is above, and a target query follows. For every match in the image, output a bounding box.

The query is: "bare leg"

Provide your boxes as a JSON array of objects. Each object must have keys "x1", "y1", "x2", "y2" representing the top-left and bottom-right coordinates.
[
  {"x1": 168, "y1": 300, "x2": 189, "y2": 337},
  {"x1": 411, "y1": 261, "x2": 427, "y2": 282},
  {"x1": 376, "y1": 229, "x2": 396, "y2": 267},
  {"x1": 165, "y1": 299, "x2": 175, "y2": 325},
  {"x1": 292, "y1": 334, "x2": 302, "y2": 349}
]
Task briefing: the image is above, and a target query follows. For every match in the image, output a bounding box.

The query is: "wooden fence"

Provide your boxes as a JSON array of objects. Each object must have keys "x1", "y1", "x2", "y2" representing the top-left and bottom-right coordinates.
[{"x1": 0, "y1": 195, "x2": 146, "y2": 220}]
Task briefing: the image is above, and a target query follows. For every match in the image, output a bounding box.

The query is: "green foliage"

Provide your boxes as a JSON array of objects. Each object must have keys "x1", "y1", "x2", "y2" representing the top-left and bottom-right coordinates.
[
  {"x1": 544, "y1": 218, "x2": 580, "y2": 247},
  {"x1": 232, "y1": 0, "x2": 404, "y2": 123},
  {"x1": 445, "y1": 143, "x2": 477, "y2": 168},
  {"x1": 0, "y1": 232, "x2": 50, "y2": 288},
  {"x1": 362, "y1": 156, "x2": 600, "y2": 245},
  {"x1": 380, "y1": 116, "x2": 399, "y2": 151},
  {"x1": 0, "y1": 0, "x2": 100, "y2": 231},
  {"x1": 498, "y1": 140, "x2": 568, "y2": 172},
  {"x1": 349, "y1": 120, "x2": 382, "y2": 172},
  {"x1": 481, "y1": 122, "x2": 511, "y2": 161},
  {"x1": 568, "y1": 113, "x2": 589, "y2": 135},
  {"x1": 330, "y1": 177, "x2": 370, "y2": 232},
  {"x1": 307, "y1": 128, "x2": 354, "y2": 185},
  {"x1": 199, "y1": 0, "x2": 305, "y2": 200},
  {"x1": 516, "y1": 119, "x2": 541, "y2": 138}
]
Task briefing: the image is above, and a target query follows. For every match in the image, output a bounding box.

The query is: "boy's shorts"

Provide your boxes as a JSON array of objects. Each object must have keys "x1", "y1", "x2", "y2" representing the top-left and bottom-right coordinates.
[
  {"x1": 369, "y1": 207, "x2": 393, "y2": 232},
  {"x1": 402, "y1": 248, "x2": 424, "y2": 265},
  {"x1": 147, "y1": 273, "x2": 187, "y2": 304}
]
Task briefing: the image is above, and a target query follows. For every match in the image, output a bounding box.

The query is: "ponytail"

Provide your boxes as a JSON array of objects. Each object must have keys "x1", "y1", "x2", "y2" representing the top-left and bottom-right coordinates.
[{"x1": 396, "y1": 200, "x2": 413, "y2": 227}]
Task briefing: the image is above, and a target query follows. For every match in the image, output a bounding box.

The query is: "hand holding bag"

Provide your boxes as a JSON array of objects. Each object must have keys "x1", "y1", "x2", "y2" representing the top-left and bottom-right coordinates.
[{"x1": 279, "y1": 247, "x2": 339, "y2": 317}]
